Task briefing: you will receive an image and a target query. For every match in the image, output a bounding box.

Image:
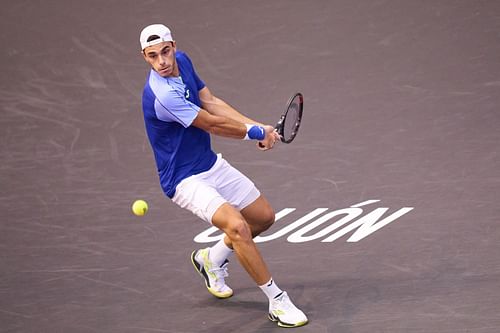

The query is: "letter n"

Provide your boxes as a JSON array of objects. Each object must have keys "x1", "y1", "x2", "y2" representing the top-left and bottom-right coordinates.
[{"x1": 321, "y1": 207, "x2": 414, "y2": 243}]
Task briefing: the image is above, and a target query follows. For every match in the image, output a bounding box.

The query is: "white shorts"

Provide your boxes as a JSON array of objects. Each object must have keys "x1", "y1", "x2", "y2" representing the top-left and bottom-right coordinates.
[{"x1": 172, "y1": 154, "x2": 261, "y2": 224}]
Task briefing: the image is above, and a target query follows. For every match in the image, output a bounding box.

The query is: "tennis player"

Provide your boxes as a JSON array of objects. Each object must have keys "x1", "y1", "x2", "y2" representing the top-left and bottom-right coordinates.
[{"x1": 139, "y1": 24, "x2": 308, "y2": 328}]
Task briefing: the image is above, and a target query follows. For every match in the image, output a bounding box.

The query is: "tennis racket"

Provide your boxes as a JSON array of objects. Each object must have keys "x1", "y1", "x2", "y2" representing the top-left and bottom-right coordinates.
[{"x1": 259, "y1": 92, "x2": 304, "y2": 148}]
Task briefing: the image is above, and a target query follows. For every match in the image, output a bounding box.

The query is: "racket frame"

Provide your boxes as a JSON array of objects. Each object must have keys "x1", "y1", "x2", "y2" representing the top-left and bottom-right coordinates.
[{"x1": 276, "y1": 92, "x2": 303, "y2": 144}]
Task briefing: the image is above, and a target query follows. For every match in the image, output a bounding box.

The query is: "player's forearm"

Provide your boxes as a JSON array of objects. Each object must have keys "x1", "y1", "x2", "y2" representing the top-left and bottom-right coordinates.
[
  {"x1": 193, "y1": 109, "x2": 246, "y2": 139},
  {"x1": 192, "y1": 109, "x2": 270, "y2": 143},
  {"x1": 203, "y1": 96, "x2": 263, "y2": 126},
  {"x1": 207, "y1": 117, "x2": 247, "y2": 139}
]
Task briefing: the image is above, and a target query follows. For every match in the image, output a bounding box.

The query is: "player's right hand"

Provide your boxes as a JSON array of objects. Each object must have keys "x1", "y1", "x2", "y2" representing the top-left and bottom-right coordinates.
[{"x1": 257, "y1": 125, "x2": 280, "y2": 151}]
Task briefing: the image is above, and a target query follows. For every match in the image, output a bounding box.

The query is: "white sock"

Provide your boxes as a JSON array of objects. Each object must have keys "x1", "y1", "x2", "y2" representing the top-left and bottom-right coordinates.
[
  {"x1": 259, "y1": 278, "x2": 283, "y2": 300},
  {"x1": 208, "y1": 239, "x2": 233, "y2": 267}
]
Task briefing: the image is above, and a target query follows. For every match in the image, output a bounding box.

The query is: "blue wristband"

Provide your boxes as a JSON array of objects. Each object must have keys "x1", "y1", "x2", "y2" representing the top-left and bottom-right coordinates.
[{"x1": 244, "y1": 124, "x2": 265, "y2": 140}]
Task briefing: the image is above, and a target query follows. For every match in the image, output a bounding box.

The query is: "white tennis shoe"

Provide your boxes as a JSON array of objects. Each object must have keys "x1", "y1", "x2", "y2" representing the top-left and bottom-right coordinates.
[
  {"x1": 191, "y1": 248, "x2": 233, "y2": 299},
  {"x1": 268, "y1": 291, "x2": 308, "y2": 328}
]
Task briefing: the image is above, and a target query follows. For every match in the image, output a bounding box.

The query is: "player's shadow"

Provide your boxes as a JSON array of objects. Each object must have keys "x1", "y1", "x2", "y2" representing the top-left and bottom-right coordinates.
[
  {"x1": 197, "y1": 278, "x2": 386, "y2": 333},
  {"x1": 193, "y1": 284, "x2": 310, "y2": 333},
  {"x1": 196, "y1": 286, "x2": 269, "y2": 311}
]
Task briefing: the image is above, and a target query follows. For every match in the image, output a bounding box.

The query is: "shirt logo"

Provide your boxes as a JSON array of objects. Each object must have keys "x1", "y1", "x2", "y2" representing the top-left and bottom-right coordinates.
[{"x1": 180, "y1": 76, "x2": 190, "y2": 100}]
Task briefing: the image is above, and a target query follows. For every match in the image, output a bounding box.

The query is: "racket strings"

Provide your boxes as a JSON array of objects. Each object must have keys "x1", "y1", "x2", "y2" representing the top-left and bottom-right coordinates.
[{"x1": 281, "y1": 95, "x2": 302, "y2": 143}]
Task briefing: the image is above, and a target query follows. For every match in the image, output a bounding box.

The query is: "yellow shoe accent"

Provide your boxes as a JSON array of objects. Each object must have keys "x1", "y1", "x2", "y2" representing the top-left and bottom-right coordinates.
[{"x1": 191, "y1": 249, "x2": 233, "y2": 299}]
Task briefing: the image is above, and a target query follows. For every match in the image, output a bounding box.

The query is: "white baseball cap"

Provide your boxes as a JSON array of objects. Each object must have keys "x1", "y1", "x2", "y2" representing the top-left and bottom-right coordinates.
[{"x1": 140, "y1": 24, "x2": 173, "y2": 50}]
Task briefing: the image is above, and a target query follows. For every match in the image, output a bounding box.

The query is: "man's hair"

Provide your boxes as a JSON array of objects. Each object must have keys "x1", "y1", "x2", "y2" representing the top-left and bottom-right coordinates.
[{"x1": 147, "y1": 35, "x2": 161, "y2": 42}]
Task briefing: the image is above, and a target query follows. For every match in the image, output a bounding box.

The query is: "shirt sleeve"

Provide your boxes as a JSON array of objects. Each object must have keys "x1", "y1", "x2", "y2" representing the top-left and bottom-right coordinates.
[
  {"x1": 148, "y1": 71, "x2": 200, "y2": 128},
  {"x1": 154, "y1": 90, "x2": 200, "y2": 128}
]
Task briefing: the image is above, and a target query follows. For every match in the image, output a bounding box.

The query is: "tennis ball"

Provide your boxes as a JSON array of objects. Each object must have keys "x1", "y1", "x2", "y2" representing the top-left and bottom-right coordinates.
[{"x1": 132, "y1": 199, "x2": 148, "y2": 216}]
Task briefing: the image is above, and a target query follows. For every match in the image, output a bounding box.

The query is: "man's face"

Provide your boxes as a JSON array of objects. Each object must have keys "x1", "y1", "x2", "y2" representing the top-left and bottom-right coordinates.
[{"x1": 142, "y1": 41, "x2": 177, "y2": 77}]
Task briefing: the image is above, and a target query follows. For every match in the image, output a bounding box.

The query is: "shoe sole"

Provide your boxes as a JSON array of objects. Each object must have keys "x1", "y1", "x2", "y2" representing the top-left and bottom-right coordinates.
[
  {"x1": 190, "y1": 250, "x2": 233, "y2": 299},
  {"x1": 268, "y1": 313, "x2": 308, "y2": 328}
]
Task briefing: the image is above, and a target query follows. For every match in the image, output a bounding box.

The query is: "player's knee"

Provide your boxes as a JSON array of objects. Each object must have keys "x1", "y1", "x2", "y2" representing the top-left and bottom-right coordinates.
[
  {"x1": 260, "y1": 206, "x2": 275, "y2": 231},
  {"x1": 261, "y1": 206, "x2": 275, "y2": 231},
  {"x1": 225, "y1": 218, "x2": 252, "y2": 242},
  {"x1": 250, "y1": 207, "x2": 275, "y2": 236}
]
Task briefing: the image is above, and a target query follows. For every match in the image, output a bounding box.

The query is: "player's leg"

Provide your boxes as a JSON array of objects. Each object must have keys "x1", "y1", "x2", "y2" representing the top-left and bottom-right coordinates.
[
  {"x1": 190, "y1": 200, "x2": 271, "y2": 299},
  {"x1": 202, "y1": 196, "x2": 273, "y2": 273},
  {"x1": 205, "y1": 184, "x2": 274, "y2": 273},
  {"x1": 240, "y1": 194, "x2": 275, "y2": 237},
  {"x1": 204, "y1": 158, "x2": 306, "y2": 323},
  {"x1": 201, "y1": 157, "x2": 274, "y2": 265},
  {"x1": 212, "y1": 203, "x2": 308, "y2": 327},
  {"x1": 211, "y1": 203, "x2": 271, "y2": 285},
  {"x1": 190, "y1": 195, "x2": 274, "y2": 299},
  {"x1": 172, "y1": 169, "x2": 236, "y2": 298},
  {"x1": 176, "y1": 156, "x2": 308, "y2": 326}
]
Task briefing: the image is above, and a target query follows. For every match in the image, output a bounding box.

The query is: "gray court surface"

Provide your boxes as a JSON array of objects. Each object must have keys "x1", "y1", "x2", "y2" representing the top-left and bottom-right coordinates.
[{"x1": 1, "y1": 1, "x2": 500, "y2": 332}]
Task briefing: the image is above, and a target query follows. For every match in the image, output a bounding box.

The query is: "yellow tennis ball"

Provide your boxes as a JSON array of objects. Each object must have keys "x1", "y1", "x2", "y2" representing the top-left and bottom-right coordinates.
[{"x1": 132, "y1": 199, "x2": 148, "y2": 216}]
